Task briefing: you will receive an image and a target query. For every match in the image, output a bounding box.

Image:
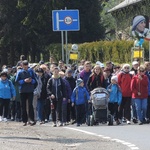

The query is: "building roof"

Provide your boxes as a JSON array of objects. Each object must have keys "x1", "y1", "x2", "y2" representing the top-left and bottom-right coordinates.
[{"x1": 108, "y1": 0, "x2": 142, "y2": 13}]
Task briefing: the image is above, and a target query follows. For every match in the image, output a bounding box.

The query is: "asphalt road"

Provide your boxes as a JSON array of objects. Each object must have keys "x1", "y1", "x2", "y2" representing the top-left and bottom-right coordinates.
[
  {"x1": 65, "y1": 122, "x2": 150, "y2": 150},
  {"x1": 0, "y1": 121, "x2": 129, "y2": 150}
]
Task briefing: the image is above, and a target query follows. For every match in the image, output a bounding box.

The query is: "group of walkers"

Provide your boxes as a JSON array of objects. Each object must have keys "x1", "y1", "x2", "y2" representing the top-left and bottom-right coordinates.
[{"x1": 0, "y1": 54, "x2": 149, "y2": 127}]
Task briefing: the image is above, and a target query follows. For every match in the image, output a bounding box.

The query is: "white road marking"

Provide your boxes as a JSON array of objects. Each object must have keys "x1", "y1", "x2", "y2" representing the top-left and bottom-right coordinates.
[{"x1": 65, "y1": 127, "x2": 139, "y2": 150}]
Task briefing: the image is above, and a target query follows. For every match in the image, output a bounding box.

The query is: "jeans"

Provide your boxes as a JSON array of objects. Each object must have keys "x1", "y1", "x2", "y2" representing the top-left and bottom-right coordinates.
[
  {"x1": 134, "y1": 98, "x2": 147, "y2": 122},
  {"x1": 131, "y1": 99, "x2": 137, "y2": 119},
  {"x1": 37, "y1": 99, "x2": 46, "y2": 122}
]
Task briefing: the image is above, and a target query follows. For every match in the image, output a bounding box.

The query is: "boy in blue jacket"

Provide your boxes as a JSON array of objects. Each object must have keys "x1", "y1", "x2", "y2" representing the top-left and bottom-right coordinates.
[
  {"x1": 71, "y1": 78, "x2": 90, "y2": 126},
  {"x1": 107, "y1": 76, "x2": 122, "y2": 125}
]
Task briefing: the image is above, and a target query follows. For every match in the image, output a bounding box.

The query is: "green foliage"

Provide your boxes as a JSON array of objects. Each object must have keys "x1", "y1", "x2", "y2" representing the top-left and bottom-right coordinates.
[{"x1": 77, "y1": 40, "x2": 148, "y2": 63}]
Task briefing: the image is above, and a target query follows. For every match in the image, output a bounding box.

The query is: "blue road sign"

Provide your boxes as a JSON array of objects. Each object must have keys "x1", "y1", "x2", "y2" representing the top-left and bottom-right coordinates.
[{"x1": 52, "y1": 10, "x2": 80, "y2": 31}]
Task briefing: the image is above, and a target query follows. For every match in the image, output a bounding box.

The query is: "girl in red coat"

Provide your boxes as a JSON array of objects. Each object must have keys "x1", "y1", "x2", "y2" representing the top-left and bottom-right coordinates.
[{"x1": 131, "y1": 65, "x2": 148, "y2": 125}]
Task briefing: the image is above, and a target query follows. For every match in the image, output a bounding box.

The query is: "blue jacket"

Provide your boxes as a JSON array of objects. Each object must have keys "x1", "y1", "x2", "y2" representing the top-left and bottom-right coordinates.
[
  {"x1": 15, "y1": 68, "x2": 37, "y2": 93},
  {"x1": 107, "y1": 84, "x2": 122, "y2": 105},
  {"x1": 71, "y1": 86, "x2": 90, "y2": 105},
  {"x1": 0, "y1": 79, "x2": 16, "y2": 99}
]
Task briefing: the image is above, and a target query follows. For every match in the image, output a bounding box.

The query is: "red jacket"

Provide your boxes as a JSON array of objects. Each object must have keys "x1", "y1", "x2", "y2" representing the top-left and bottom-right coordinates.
[
  {"x1": 118, "y1": 72, "x2": 132, "y2": 97},
  {"x1": 130, "y1": 74, "x2": 148, "y2": 99}
]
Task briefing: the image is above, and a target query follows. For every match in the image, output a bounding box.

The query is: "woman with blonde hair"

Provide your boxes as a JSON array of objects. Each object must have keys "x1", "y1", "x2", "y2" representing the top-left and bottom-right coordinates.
[{"x1": 87, "y1": 65, "x2": 105, "y2": 92}]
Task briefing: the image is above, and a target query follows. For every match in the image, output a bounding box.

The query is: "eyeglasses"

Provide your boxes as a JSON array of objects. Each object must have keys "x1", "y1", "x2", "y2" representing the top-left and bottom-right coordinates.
[
  {"x1": 124, "y1": 67, "x2": 129, "y2": 69},
  {"x1": 139, "y1": 70, "x2": 145, "y2": 72}
]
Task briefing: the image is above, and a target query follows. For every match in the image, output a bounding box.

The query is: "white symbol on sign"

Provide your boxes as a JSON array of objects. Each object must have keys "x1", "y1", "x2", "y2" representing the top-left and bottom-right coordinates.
[{"x1": 64, "y1": 16, "x2": 73, "y2": 25}]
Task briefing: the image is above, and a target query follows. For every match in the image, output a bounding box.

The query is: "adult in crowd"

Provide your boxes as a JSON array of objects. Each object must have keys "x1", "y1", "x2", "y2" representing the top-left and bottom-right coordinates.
[
  {"x1": 16, "y1": 55, "x2": 26, "y2": 67},
  {"x1": 130, "y1": 60, "x2": 139, "y2": 124},
  {"x1": 106, "y1": 61, "x2": 114, "y2": 73},
  {"x1": 0, "y1": 71, "x2": 16, "y2": 122},
  {"x1": 145, "y1": 61, "x2": 150, "y2": 123},
  {"x1": 79, "y1": 61, "x2": 92, "y2": 123},
  {"x1": 47, "y1": 67, "x2": 66, "y2": 127},
  {"x1": 103, "y1": 67, "x2": 112, "y2": 88},
  {"x1": 118, "y1": 64, "x2": 132, "y2": 124},
  {"x1": 131, "y1": 65, "x2": 148, "y2": 125},
  {"x1": 40, "y1": 64, "x2": 51, "y2": 122},
  {"x1": 59, "y1": 71, "x2": 72, "y2": 126},
  {"x1": 65, "y1": 69, "x2": 76, "y2": 124},
  {"x1": 112, "y1": 65, "x2": 121, "y2": 76},
  {"x1": 33, "y1": 68, "x2": 42, "y2": 123},
  {"x1": 87, "y1": 65, "x2": 105, "y2": 91},
  {"x1": 36, "y1": 68, "x2": 49, "y2": 124},
  {"x1": 15, "y1": 60, "x2": 37, "y2": 126}
]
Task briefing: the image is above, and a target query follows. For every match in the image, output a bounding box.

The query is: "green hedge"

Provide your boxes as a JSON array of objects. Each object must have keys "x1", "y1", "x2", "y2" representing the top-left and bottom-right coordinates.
[{"x1": 46, "y1": 40, "x2": 150, "y2": 63}]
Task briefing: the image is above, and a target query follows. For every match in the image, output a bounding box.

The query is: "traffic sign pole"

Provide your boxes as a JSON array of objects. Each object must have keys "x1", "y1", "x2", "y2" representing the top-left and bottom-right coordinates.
[{"x1": 61, "y1": 31, "x2": 64, "y2": 61}]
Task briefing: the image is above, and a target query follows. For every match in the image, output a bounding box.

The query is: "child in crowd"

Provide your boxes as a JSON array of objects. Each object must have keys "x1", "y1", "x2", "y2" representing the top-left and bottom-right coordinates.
[
  {"x1": 107, "y1": 76, "x2": 122, "y2": 125},
  {"x1": 71, "y1": 78, "x2": 90, "y2": 126}
]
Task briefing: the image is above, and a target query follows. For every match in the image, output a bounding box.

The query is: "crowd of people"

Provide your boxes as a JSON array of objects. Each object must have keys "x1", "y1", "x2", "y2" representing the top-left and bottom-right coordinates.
[{"x1": 0, "y1": 54, "x2": 149, "y2": 127}]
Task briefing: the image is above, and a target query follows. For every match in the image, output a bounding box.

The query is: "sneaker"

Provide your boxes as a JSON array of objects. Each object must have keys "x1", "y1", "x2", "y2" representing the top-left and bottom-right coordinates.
[
  {"x1": 40, "y1": 121, "x2": 45, "y2": 125},
  {"x1": 3, "y1": 118, "x2": 7, "y2": 122},
  {"x1": 30, "y1": 121, "x2": 36, "y2": 126},
  {"x1": 23, "y1": 122, "x2": 27, "y2": 126},
  {"x1": 0, "y1": 116, "x2": 3, "y2": 122},
  {"x1": 116, "y1": 120, "x2": 121, "y2": 125},
  {"x1": 133, "y1": 118, "x2": 138, "y2": 124},
  {"x1": 76, "y1": 123, "x2": 80, "y2": 127},
  {"x1": 52, "y1": 122, "x2": 57, "y2": 127},
  {"x1": 139, "y1": 122, "x2": 143, "y2": 125},
  {"x1": 127, "y1": 120, "x2": 131, "y2": 124},
  {"x1": 57, "y1": 122, "x2": 63, "y2": 127},
  {"x1": 63, "y1": 122, "x2": 67, "y2": 126}
]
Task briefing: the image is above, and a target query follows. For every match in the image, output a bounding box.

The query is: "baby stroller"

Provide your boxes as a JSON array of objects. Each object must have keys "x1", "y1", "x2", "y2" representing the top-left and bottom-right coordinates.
[{"x1": 87, "y1": 87, "x2": 113, "y2": 126}]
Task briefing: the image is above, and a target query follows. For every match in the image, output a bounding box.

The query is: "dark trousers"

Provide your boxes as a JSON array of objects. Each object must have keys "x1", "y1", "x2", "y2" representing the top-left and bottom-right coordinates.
[
  {"x1": 75, "y1": 104, "x2": 85, "y2": 124},
  {"x1": 70, "y1": 103, "x2": 76, "y2": 121},
  {"x1": 20, "y1": 92, "x2": 34, "y2": 123},
  {"x1": 0, "y1": 99, "x2": 10, "y2": 118},
  {"x1": 62, "y1": 102, "x2": 67, "y2": 123},
  {"x1": 118, "y1": 97, "x2": 131, "y2": 121},
  {"x1": 9, "y1": 101, "x2": 21, "y2": 120},
  {"x1": 44, "y1": 99, "x2": 51, "y2": 121},
  {"x1": 51, "y1": 98, "x2": 62, "y2": 122},
  {"x1": 108, "y1": 102, "x2": 119, "y2": 120},
  {"x1": 67, "y1": 102, "x2": 71, "y2": 122},
  {"x1": 147, "y1": 96, "x2": 150, "y2": 119}
]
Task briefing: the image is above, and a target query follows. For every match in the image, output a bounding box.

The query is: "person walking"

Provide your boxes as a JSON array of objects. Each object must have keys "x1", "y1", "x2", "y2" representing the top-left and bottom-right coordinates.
[
  {"x1": 0, "y1": 71, "x2": 16, "y2": 122},
  {"x1": 118, "y1": 64, "x2": 132, "y2": 124},
  {"x1": 71, "y1": 78, "x2": 90, "y2": 126},
  {"x1": 47, "y1": 67, "x2": 66, "y2": 127},
  {"x1": 15, "y1": 60, "x2": 37, "y2": 126},
  {"x1": 131, "y1": 65, "x2": 148, "y2": 125}
]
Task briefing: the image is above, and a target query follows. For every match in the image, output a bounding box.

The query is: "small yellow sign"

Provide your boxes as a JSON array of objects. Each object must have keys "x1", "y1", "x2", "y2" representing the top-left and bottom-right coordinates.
[
  {"x1": 133, "y1": 51, "x2": 143, "y2": 58},
  {"x1": 70, "y1": 53, "x2": 78, "y2": 60}
]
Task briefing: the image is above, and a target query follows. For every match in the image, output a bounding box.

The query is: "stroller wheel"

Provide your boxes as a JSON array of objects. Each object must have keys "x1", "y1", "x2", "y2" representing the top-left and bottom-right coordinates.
[{"x1": 108, "y1": 114, "x2": 113, "y2": 126}]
